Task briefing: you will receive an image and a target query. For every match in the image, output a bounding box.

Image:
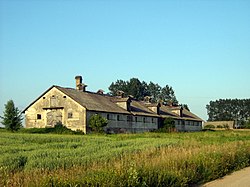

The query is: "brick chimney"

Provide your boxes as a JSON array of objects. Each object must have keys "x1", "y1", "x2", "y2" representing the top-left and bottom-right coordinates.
[{"x1": 75, "y1": 76, "x2": 87, "y2": 91}]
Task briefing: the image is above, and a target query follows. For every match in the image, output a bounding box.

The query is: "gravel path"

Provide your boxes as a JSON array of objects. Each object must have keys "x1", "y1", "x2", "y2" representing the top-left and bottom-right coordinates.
[{"x1": 202, "y1": 167, "x2": 250, "y2": 187}]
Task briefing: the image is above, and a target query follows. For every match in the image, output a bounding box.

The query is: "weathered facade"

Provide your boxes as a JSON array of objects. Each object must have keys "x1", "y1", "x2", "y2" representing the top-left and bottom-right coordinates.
[{"x1": 23, "y1": 76, "x2": 203, "y2": 133}]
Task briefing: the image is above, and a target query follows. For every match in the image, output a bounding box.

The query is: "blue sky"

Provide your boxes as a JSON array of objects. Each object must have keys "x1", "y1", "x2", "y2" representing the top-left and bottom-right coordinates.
[{"x1": 0, "y1": 0, "x2": 250, "y2": 122}]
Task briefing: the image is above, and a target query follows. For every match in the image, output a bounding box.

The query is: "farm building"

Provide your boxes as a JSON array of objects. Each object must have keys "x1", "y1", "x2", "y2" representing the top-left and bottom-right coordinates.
[
  {"x1": 204, "y1": 121, "x2": 235, "y2": 129},
  {"x1": 23, "y1": 76, "x2": 203, "y2": 133}
]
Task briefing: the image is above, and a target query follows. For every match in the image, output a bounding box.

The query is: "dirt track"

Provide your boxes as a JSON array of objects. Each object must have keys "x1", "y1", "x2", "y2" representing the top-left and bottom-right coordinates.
[{"x1": 202, "y1": 166, "x2": 250, "y2": 187}]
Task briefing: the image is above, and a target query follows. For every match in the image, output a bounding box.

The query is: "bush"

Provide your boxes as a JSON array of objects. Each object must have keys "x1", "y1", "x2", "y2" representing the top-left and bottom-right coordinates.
[
  {"x1": 162, "y1": 118, "x2": 176, "y2": 132},
  {"x1": 89, "y1": 114, "x2": 108, "y2": 133},
  {"x1": 204, "y1": 125, "x2": 215, "y2": 129},
  {"x1": 242, "y1": 120, "x2": 250, "y2": 129},
  {"x1": 19, "y1": 122, "x2": 84, "y2": 135}
]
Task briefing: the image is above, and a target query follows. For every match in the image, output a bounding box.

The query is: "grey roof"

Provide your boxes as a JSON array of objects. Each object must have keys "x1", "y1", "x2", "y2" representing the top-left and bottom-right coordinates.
[
  {"x1": 130, "y1": 101, "x2": 159, "y2": 117},
  {"x1": 160, "y1": 105, "x2": 203, "y2": 121},
  {"x1": 56, "y1": 86, "x2": 130, "y2": 114},
  {"x1": 23, "y1": 85, "x2": 203, "y2": 122}
]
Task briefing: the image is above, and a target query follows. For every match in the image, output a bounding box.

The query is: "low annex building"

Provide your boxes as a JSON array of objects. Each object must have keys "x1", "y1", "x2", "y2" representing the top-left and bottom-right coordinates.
[
  {"x1": 23, "y1": 76, "x2": 203, "y2": 133},
  {"x1": 204, "y1": 121, "x2": 235, "y2": 129}
]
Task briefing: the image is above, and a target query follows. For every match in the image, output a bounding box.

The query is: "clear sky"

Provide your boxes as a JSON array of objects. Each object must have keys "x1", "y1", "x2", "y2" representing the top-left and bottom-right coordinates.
[{"x1": 0, "y1": 0, "x2": 250, "y2": 122}]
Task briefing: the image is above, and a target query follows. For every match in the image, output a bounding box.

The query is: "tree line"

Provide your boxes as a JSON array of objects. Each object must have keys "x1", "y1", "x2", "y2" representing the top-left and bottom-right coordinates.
[
  {"x1": 108, "y1": 78, "x2": 178, "y2": 103},
  {"x1": 108, "y1": 78, "x2": 190, "y2": 110},
  {"x1": 206, "y1": 99, "x2": 250, "y2": 127}
]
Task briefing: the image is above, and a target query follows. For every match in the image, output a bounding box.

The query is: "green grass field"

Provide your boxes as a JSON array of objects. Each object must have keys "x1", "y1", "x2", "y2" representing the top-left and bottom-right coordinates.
[{"x1": 1, "y1": 130, "x2": 250, "y2": 186}]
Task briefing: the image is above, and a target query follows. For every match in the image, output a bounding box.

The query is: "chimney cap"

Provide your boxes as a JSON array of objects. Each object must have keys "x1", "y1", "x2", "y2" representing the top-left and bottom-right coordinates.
[{"x1": 75, "y1": 75, "x2": 82, "y2": 79}]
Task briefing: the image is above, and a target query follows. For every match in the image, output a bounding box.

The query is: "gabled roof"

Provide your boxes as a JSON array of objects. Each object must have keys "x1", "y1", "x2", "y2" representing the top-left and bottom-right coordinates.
[
  {"x1": 55, "y1": 86, "x2": 130, "y2": 114},
  {"x1": 23, "y1": 85, "x2": 130, "y2": 114},
  {"x1": 22, "y1": 85, "x2": 56, "y2": 113},
  {"x1": 159, "y1": 105, "x2": 203, "y2": 121},
  {"x1": 23, "y1": 85, "x2": 203, "y2": 122}
]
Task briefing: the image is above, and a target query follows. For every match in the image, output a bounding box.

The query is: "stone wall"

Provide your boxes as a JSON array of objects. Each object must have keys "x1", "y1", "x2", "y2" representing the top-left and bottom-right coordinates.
[{"x1": 25, "y1": 87, "x2": 87, "y2": 133}]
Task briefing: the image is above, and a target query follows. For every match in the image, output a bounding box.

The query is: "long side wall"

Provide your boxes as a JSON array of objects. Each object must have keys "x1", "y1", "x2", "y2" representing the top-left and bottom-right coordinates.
[
  {"x1": 86, "y1": 111, "x2": 158, "y2": 133},
  {"x1": 174, "y1": 119, "x2": 202, "y2": 132}
]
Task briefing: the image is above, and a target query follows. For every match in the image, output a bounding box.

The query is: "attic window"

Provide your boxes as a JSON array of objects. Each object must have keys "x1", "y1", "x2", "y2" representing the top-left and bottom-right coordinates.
[
  {"x1": 37, "y1": 114, "x2": 42, "y2": 120},
  {"x1": 43, "y1": 97, "x2": 46, "y2": 99},
  {"x1": 63, "y1": 96, "x2": 67, "y2": 98},
  {"x1": 68, "y1": 112, "x2": 73, "y2": 119}
]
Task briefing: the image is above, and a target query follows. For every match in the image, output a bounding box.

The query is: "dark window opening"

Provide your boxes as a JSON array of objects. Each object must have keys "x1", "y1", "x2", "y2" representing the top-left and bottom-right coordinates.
[
  {"x1": 127, "y1": 116, "x2": 132, "y2": 122},
  {"x1": 37, "y1": 114, "x2": 42, "y2": 120},
  {"x1": 143, "y1": 118, "x2": 146, "y2": 123},
  {"x1": 117, "y1": 115, "x2": 120, "y2": 121},
  {"x1": 43, "y1": 97, "x2": 46, "y2": 99},
  {"x1": 63, "y1": 96, "x2": 67, "y2": 98},
  {"x1": 135, "y1": 117, "x2": 137, "y2": 122},
  {"x1": 68, "y1": 112, "x2": 73, "y2": 119},
  {"x1": 107, "y1": 114, "x2": 110, "y2": 120}
]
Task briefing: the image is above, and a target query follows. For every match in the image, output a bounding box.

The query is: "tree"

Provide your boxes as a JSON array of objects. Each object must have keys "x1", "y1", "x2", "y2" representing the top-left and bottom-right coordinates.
[
  {"x1": 160, "y1": 85, "x2": 178, "y2": 104},
  {"x1": 146, "y1": 82, "x2": 161, "y2": 102},
  {"x1": 181, "y1": 104, "x2": 190, "y2": 111},
  {"x1": 108, "y1": 80, "x2": 128, "y2": 97},
  {"x1": 127, "y1": 78, "x2": 145, "y2": 100},
  {"x1": 1, "y1": 100, "x2": 23, "y2": 132},
  {"x1": 108, "y1": 78, "x2": 180, "y2": 105},
  {"x1": 89, "y1": 114, "x2": 108, "y2": 133},
  {"x1": 206, "y1": 99, "x2": 250, "y2": 126}
]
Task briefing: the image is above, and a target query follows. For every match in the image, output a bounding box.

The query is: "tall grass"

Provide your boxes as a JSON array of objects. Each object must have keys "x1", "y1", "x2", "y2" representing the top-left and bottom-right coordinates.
[{"x1": 1, "y1": 131, "x2": 250, "y2": 186}]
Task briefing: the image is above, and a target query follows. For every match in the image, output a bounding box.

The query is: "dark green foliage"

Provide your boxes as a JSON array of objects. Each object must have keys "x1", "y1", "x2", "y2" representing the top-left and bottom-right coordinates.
[
  {"x1": 19, "y1": 122, "x2": 84, "y2": 135},
  {"x1": 163, "y1": 117, "x2": 176, "y2": 132},
  {"x1": 89, "y1": 114, "x2": 108, "y2": 133},
  {"x1": 206, "y1": 99, "x2": 250, "y2": 126},
  {"x1": 204, "y1": 124, "x2": 215, "y2": 129},
  {"x1": 155, "y1": 117, "x2": 176, "y2": 133},
  {"x1": 108, "y1": 78, "x2": 179, "y2": 104},
  {"x1": 242, "y1": 119, "x2": 250, "y2": 129},
  {"x1": 1, "y1": 100, "x2": 23, "y2": 132},
  {"x1": 181, "y1": 104, "x2": 190, "y2": 111}
]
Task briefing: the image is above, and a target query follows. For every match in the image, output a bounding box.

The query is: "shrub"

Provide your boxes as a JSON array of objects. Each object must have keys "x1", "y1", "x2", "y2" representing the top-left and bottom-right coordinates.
[
  {"x1": 204, "y1": 124, "x2": 215, "y2": 129},
  {"x1": 162, "y1": 118, "x2": 175, "y2": 132},
  {"x1": 19, "y1": 122, "x2": 84, "y2": 135},
  {"x1": 242, "y1": 120, "x2": 250, "y2": 129},
  {"x1": 89, "y1": 114, "x2": 108, "y2": 133}
]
